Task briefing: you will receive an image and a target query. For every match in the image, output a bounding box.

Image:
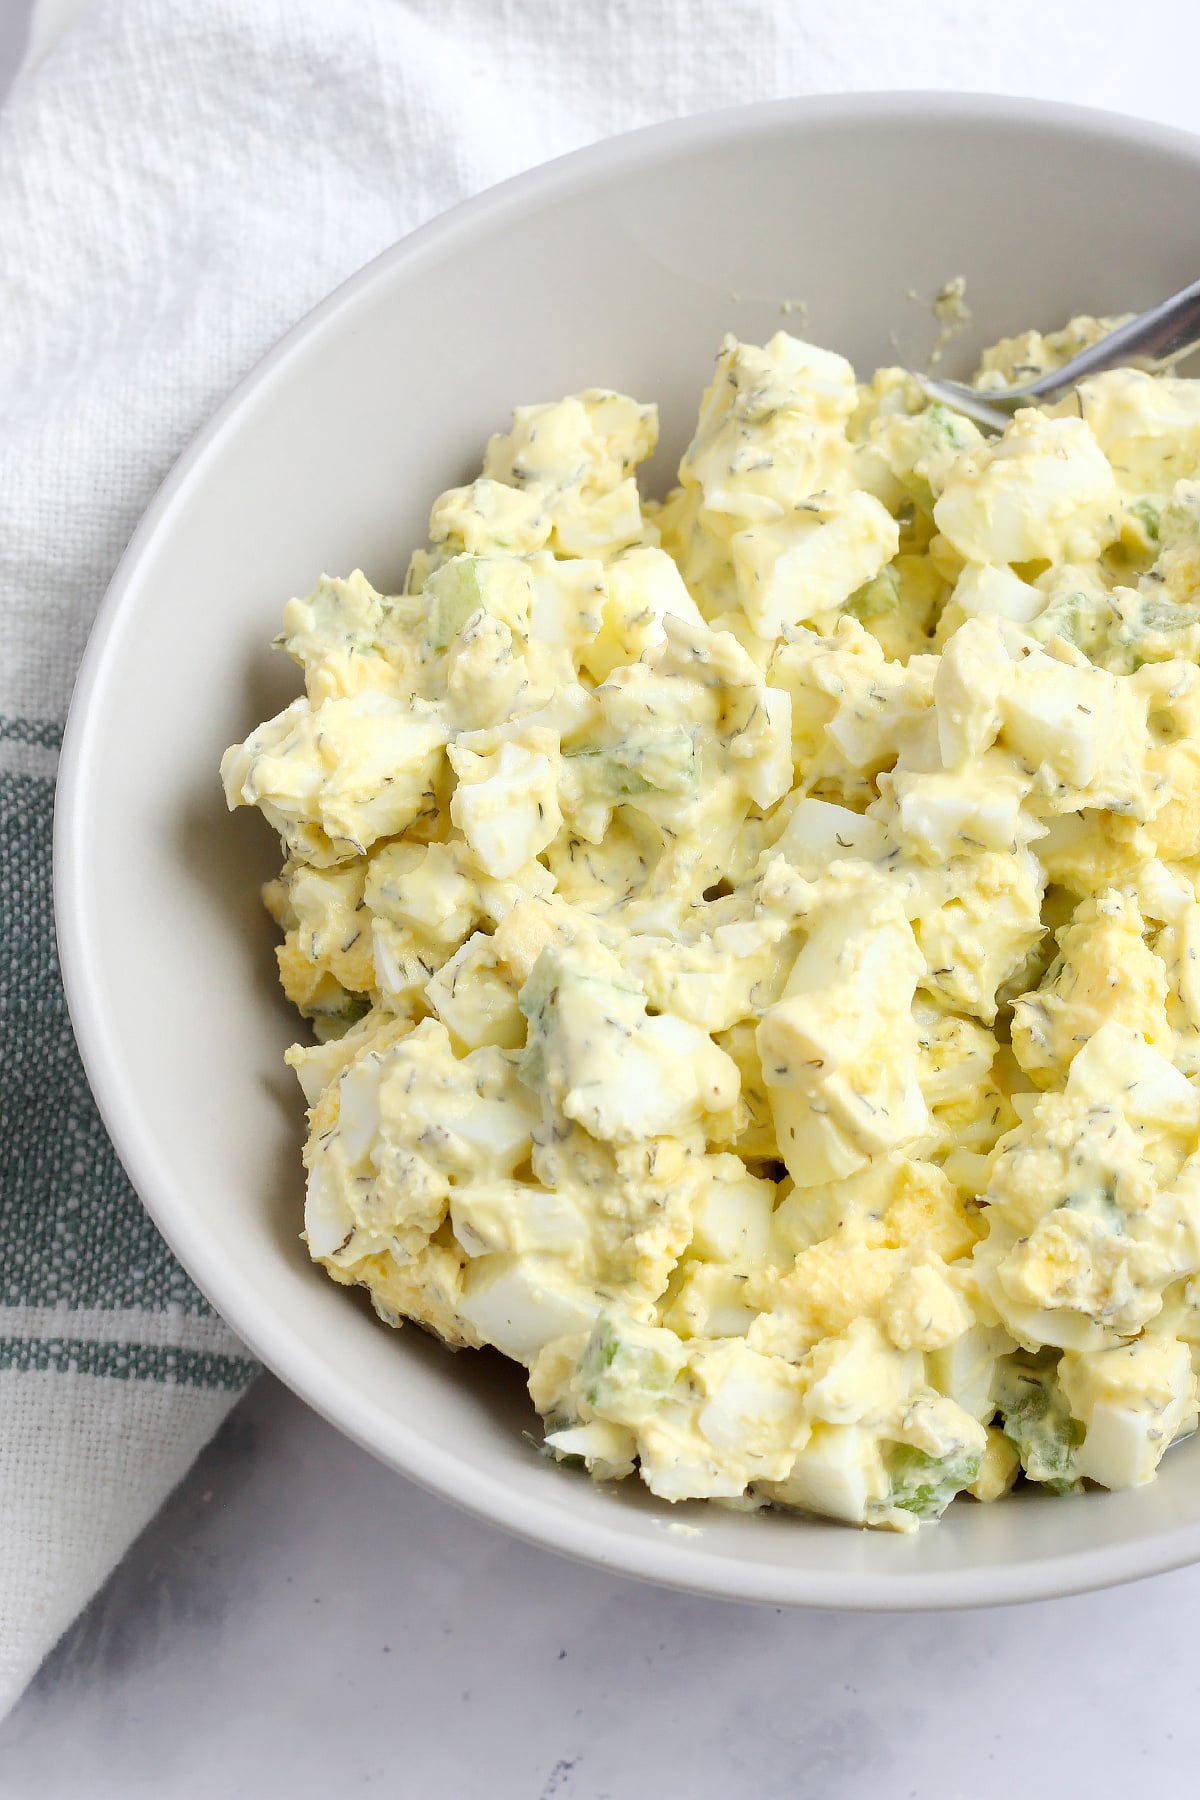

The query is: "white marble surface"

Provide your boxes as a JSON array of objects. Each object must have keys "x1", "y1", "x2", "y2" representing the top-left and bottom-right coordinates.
[{"x1": 3, "y1": 1368, "x2": 1198, "y2": 1799}]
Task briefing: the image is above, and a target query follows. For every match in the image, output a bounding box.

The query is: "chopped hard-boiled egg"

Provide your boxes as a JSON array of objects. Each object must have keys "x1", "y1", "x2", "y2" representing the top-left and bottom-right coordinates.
[{"x1": 225, "y1": 313, "x2": 1200, "y2": 1533}]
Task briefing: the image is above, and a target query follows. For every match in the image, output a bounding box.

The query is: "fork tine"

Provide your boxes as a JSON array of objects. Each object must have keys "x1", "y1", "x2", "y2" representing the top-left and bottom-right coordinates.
[{"x1": 917, "y1": 377, "x2": 1015, "y2": 434}]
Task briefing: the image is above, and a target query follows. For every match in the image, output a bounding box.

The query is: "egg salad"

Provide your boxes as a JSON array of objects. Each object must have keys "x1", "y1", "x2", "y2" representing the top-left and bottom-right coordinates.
[{"x1": 222, "y1": 317, "x2": 1200, "y2": 1531}]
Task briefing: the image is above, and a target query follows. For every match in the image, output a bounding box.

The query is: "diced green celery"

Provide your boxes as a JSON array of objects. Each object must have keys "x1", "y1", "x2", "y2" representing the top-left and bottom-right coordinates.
[
  {"x1": 921, "y1": 402, "x2": 979, "y2": 452},
  {"x1": 516, "y1": 946, "x2": 642, "y2": 1093},
  {"x1": 561, "y1": 745, "x2": 654, "y2": 801},
  {"x1": 1132, "y1": 596, "x2": 1200, "y2": 638},
  {"x1": 845, "y1": 563, "x2": 901, "y2": 620},
  {"x1": 1115, "y1": 596, "x2": 1200, "y2": 673},
  {"x1": 577, "y1": 1314, "x2": 686, "y2": 1415},
  {"x1": 563, "y1": 727, "x2": 698, "y2": 801},
  {"x1": 516, "y1": 949, "x2": 561, "y2": 1026},
  {"x1": 927, "y1": 401, "x2": 975, "y2": 440},
  {"x1": 886, "y1": 1443, "x2": 982, "y2": 1520},
  {"x1": 424, "y1": 556, "x2": 485, "y2": 650},
  {"x1": 994, "y1": 1355, "x2": 1083, "y2": 1493},
  {"x1": 1022, "y1": 582, "x2": 1200, "y2": 674},
  {"x1": 1129, "y1": 499, "x2": 1161, "y2": 544},
  {"x1": 515, "y1": 952, "x2": 556, "y2": 1091},
  {"x1": 627, "y1": 727, "x2": 698, "y2": 795},
  {"x1": 516, "y1": 1034, "x2": 547, "y2": 1093},
  {"x1": 1026, "y1": 588, "x2": 1116, "y2": 660},
  {"x1": 517, "y1": 945, "x2": 621, "y2": 1035},
  {"x1": 888, "y1": 403, "x2": 982, "y2": 513}
]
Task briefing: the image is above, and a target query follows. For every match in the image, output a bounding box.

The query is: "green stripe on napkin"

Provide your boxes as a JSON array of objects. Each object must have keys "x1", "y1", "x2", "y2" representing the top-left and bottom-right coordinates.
[
  {"x1": 0, "y1": 765, "x2": 215, "y2": 1314},
  {"x1": 0, "y1": 1337, "x2": 258, "y2": 1389}
]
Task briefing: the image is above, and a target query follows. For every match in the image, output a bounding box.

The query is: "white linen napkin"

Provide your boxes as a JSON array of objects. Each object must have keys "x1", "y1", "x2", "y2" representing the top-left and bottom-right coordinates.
[{"x1": 2, "y1": 0, "x2": 1197, "y2": 1719}]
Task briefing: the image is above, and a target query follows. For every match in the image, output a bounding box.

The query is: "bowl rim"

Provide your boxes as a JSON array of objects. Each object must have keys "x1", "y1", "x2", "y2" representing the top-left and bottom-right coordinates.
[{"x1": 54, "y1": 88, "x2": 1200, "y2": 1610}]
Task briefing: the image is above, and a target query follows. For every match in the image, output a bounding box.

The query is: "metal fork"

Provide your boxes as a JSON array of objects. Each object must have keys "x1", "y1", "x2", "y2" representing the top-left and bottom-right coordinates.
[{"x1": 920, "y1": 275, "x2": 1200, "y2": 432}]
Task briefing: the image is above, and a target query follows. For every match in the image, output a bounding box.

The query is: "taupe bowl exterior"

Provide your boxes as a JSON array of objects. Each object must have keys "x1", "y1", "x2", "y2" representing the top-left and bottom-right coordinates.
[{"x1": 56, "y1": 94, "x2": 1200, "y2": 1606}]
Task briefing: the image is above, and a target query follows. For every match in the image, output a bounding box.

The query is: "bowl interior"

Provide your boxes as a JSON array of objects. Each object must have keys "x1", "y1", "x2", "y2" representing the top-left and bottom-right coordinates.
[{"x1": 57, "y1": 93, "x2": 1200, "y2": 1606}]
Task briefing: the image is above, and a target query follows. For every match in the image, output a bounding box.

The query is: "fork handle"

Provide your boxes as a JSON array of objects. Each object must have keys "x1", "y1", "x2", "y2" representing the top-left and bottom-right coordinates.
[{"x1": 1059, "y1": 276, "x2": 1200, "y2": 377}]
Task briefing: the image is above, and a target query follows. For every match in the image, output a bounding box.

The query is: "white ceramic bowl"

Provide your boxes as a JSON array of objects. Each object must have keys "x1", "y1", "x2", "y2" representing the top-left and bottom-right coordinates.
[{"x1": 56, "y1": 93, "x2": 1200, "y2": 1608}]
